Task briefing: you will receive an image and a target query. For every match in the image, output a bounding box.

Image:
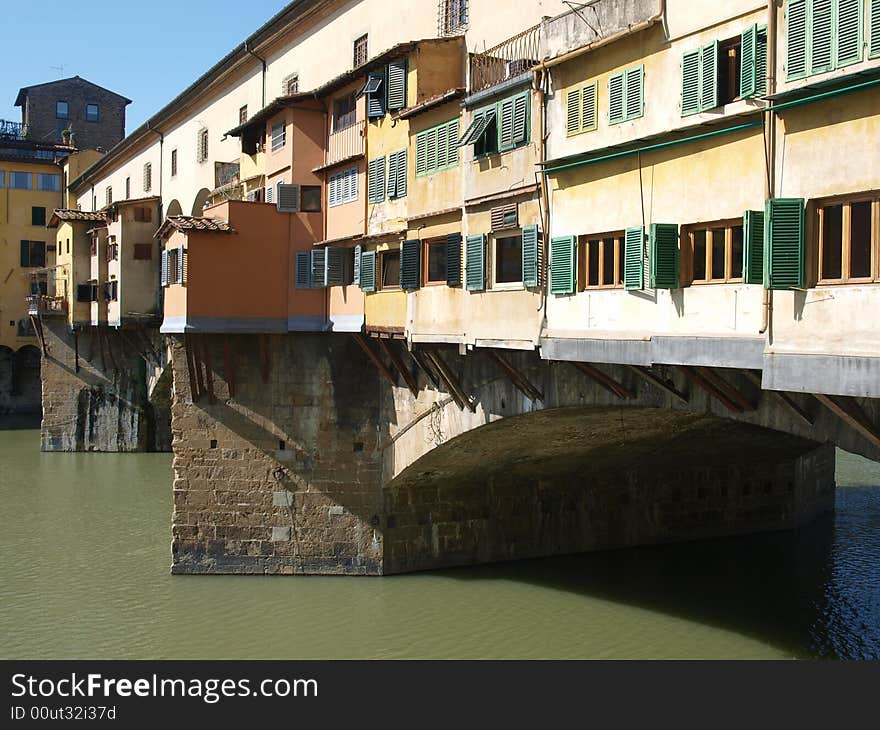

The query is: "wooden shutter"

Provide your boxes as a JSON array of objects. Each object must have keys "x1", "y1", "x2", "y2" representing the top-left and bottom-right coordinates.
[
  {"x1": 360, "y1": 250, "x2": 377, "y2": 292},
  {"x1": 400, "y1": 239, "x2": 421, "y2": 290},
  {"x1": 326, "y1": 247, "x2": 345, "y2": 286},
  {"x1": 311, "y1": 248, "x2": 327, "y2": 288},
  {"x1": 699, "y1": 42, "x2": 718, "y2": 111},
  {"x1": 387, "y1": 153, "x2": 398, "y2": 198},
  {"x1": 426, "y1": 128, "x2": 438, "y2": 172},
  {"x1": 624, "y1": 66, "x2": 644, "y2": 120},
  {"x1": 353, "y1": 244, "x2": 362, "y2": 285},
  {"x1": 649, "y1": 224, "x2": 680, "y2": 290},
  {"x1": 756, "y1": 26, "x2": 768, "y2": 95},
  {"x1": 177, "y1": 247, "x2": 185, "y2": 284},
  {"x1": 836, "y1": 0, "x2": 863, "y2": 67},
  {"x1": 160, "y1": 249, "x2": 168, "y2": 286},
  {"x1": 512, "y1": 93, "x2": 528, "y2": 144},
  {"x1": 446, "y1": 233, "x2": 462, "y2": 287},
  {"x1": 871, "y1": 0, "x2": 880, "y2": 57},
  {"x1": 549, "y1": 236, "x2": 575, "y2": 295},
  {"x1": 787, "y1": 0, "x2": 809, "y2": 79},
  {"x1": 740, "y1": 26, "x2": 758, "y2": 99},
  {"x1": 447, "y1": 120, "x2": 460, "y2": 165},
  {"x1": 743, "y1": 209, "x2": 765, "y2": 285},
  {"x1": 368, "y1": 157, "x2": 386, "y2": 203},
  {"x1": 465, "y1": 234, "x2": 486, "y2": 291},
  {"x1": 491, "y1": 203, "x2": 518, "y2": 231},
  {"x1": 277, "y1": 183, "x2": 301, "y2": 212},
  {"x1": 396, "y1": 149, "x2": 407, "y2": 197},
  {"x1": 682, "y1": 48, "x2": 702, "y2": 115},
  {"x1": 765, "y1": 198, "x2": 805, "y2": 290},
  {"x1": 609, "y1": 73, "x2": 625, "y2": 124},
  {"x1": 295, "y1": 251, "x2": 312, "y2": 289},
  {"x1": 436, "y1": 123, "x2": 449, "y2": 169},
  {"x1": 416, "y1": 131, "x2": 428, "y2": 176},
  {"x1": 624, "y1": 227, "x2": 645, "y2": 290},
  {"x1": 498, "y1": 97, "x2": 515, "y2": 148},
  {"x1": 581, "y1": 82, "x2": 597, "y2": 131},
  {"x1": 811, "y1": 0, "x2": 834, "y2": 74},
  {"x1": 566, "y1": 88, "x2": 582, "y2": 135},
  {"x1": 387, "y1": 59, "x2": 407, "y2": 111},
  {"x1": 522, "y1": 224, "x2": 539, "y2": 288},
  {"x1": 366, "y1": 73, "x2": 386, "y2": 119}
]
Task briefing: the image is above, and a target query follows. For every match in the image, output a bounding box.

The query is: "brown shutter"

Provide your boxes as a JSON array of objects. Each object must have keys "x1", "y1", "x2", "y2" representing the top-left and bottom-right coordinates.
[{"x1": 490, "y1": 203, "x2": 518, "y2": 231}]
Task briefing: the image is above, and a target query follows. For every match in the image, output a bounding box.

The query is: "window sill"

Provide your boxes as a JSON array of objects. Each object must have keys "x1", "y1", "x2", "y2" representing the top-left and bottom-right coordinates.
[
  {"x1": 489, "y1": 282, "x2": 525, "y2": 292},
  {"x1": 816, "y1": 279, "x2": 879, "y2": 287},
  {"x1": 689, "y1": 278, "x2": 746, "y2": 286}
]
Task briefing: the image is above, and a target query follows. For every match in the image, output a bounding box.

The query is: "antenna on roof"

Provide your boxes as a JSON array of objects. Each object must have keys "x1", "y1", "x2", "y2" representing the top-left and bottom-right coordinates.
[{"x1": 50, "y1": 64, "x2": 66, "y2": 78}]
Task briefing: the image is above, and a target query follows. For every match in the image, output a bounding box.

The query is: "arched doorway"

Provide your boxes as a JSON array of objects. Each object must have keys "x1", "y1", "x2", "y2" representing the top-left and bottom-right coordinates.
[
  {"x1": 191, "y1": 189, "x2": 212, "y2": 216},
  {"x1": 165, "y1": 199, "x2": 183, "y2": 218}
]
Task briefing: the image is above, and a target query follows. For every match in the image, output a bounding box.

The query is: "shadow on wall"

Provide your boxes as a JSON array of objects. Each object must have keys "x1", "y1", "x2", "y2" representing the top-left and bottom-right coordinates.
[{"x1": 0, "y1": 345, "x2": 42, "y2": 416}]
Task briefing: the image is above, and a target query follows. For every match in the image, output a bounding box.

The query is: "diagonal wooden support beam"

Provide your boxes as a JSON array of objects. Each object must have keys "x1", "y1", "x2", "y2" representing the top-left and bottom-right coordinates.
[
  {"x1": 742, "y1": 370, "x2": 814, "y2": 426},
  {"x1": 183, "y1": 334, "x2": 199, "y2": 403},
  {"x1": 694, "y1": 366, "x2": 754, "y2": 412},
  {"x1": 410, "y1": 349, "x2": 441, "y2": 389},
  {"x1": 201, "y1": 335, "x2": 216, "y2": 404},
  {"x1": 625, "y1": 365, "x2": 688, "y2": 404},
  {"x1": 378, "y1": 338, "x2": 419, "y2": 397},
  {"x1": 426, "y1": 350, "x2": 475, "y2": 412},
  {"x1": 258, "y1": 334, "x2": 270, "y2": 384},
  {"x1": 223, "y1": 338, "x2": 236, "y2": 399},
  {"x1": 30, "y1": 315, "x2": 48, "y2": 357},
  {"x1": 814, "y1": 394, "x2": 880, "y2": 450},
  {"x1": 87, "y1": 326, "x2": 95, "y2": 363},
  {"x1": 488, "y1": 350, "x2": 544, "y2": 402},
  {"x1": 353, "y1": 334, "x2": 397, "y2": 388},
  {"x1": 571, "y1": 361, "x2": 635, "y2": 400},
  {"x1": 97, "y1": 326, "x2": 107, "y2": 372},
  {"x1": 679, "y1": 366, "x2": 744, "y2": 413}
]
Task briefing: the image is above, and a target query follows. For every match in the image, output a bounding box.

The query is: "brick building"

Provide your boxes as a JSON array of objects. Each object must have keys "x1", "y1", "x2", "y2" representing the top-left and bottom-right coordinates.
[{"x1": 15, "y1": 76, "x2": 131, "y2": 151}]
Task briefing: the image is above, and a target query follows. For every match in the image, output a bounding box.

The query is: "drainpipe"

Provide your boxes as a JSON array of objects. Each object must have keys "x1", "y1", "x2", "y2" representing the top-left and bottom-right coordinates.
[
  {"x1": 760, "y1": 0, "x2": 779, "y2": 335},
  {"x1": 245, "y1": 42, "x2": 267, "y2": 108}
]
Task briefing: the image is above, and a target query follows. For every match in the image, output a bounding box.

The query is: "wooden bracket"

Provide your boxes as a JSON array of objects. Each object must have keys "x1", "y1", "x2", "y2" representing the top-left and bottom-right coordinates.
[
  {"x1": 258, "y1": 334, "x2": 270, "y2": 384},
  {"x1": 488, "y1": 350, "x2": 544, "y2": 402},
  {"x1": 223, "y1": 338, "x2": 236, "y2": 399},
  {"x1": 742, "y1": 370, "x2": 814, "y2": 426},
  {"x1": 571, "y1": 361, "x2": 634, "y2": 400},
  {"x1": 97, "y1": 326, "x2": 107, "y2": 372},
  {"x1": 104, "y1": 328, "x2": 119, "y2": 373},
  {"x1": 354, "y1": 334, "x2": 397, "y2": 388},
  {"x1": 815, "y1": 394, "x2": 880, "y2": 450},
  {"x1": 694, "y1": 367, "x2": 754, "y2": 412},
  {"x1": 410, "y1": 349, "x2": 441, "y2": 389},
  {"x1": 87, "y1": 326, "x2": 95, "y2": 363},
  {"x1": 378, "y1": 338, "x2": 419, "y2": 397},
  {"x1": 202, "y1": 335, "x2": 216, "y2": 404},
  {"x1": 183, "y1": 333, "x2": 201, "y2": 403},
  {"x1": 626, "y1": 365, "x2": 688, "y2": 404},
  {"x1": 679, "y1": 366, "x2": 744, "y2": 413},
  {"x1": 425, "y1": 350, "x2": 475, "y2": 412}
]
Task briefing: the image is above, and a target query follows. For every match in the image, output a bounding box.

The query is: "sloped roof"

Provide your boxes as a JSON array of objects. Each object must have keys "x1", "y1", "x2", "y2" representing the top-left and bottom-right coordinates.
[
  {"x1": 157, "y1": 216, "x2": 235, "y2": 239},
  {"x1": 47, "y1": 209, "x2": 107, "y2": 228},
  {"x1": 15, "y1": 75, "x2": 132, "y2": 107}
]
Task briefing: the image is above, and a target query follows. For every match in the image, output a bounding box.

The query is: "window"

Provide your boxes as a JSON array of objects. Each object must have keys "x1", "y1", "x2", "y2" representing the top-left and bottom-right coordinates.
[
  {"x1": 460, "y1": 91, "x2": 529, "y2": 156},
  {"x1": 494, "y1": 234, "x2": 523, "y2": 285},
  {"x1": 106, "y1": 240, "x2": 119, "y2": 261},
  {"x1": 387, "y1": 149, "x2": 407, "y2": 199},
  {"x1": 143, "y1": 163, "x2": 152, "y2": 193},
  {"x1": 170, "y1": 149, "x2": 178, "y2": 177},
  {"x1": 125, "y1": 177, "x2": 131, "y2": 199},
  {"x1": 415, "y1": 118, "x2": 460, "y2": 177},
  {"x1": 333, "y1": 94, "x2": 357, "y2": 132},
  {"x1": 301, "y1": 185, "x2": 322, "y2": 212},
  {"x1": 197, "y1": 128, "x2": 209, "y2": 163},
  {"x1": 786, "y1": 0, "x2": 865, "y2": 81},
  {"x1": 133, "y1": 243, "x2": 152, "y2": 260},
  {"x1": 353, "y1": 34, "x2": 369, "y2": 68},
  {"x1": 440, "y1": 0, "x2": 468, "y2": 34},
  {"x1": 134, "y1": 206, "x2": 152, "y2": 222},
  {"x1": 685, "y1": 220, "x2": 744, "y2": 284},
  {"x1": 329, "y1": 167, "x2": 358, "y2": 207},
  {"x1": 566, "y1": 81, "x2": 598, "y2": 136},
  {"x1": 10, "y1": 172, "x2": 32, "y2": 189},
  {"x1": 816, "y1": 194, "x2": 878, "y2": 283},
  {"x1": 31, "y1": 207, "x2": 46, "y2": 227},
  {"x1": 56, "y1": 100, "x2": 68, "y2": 119},
  {"x1": 282, "y1": 74, "x2": 299, "y2": 96},
  {"x1": 682, "y1": 37, "x2": 743, "y2": 116},
  {"x1": 741, "y1": 25, "x2": 769, "y2": 98},
  {"x1": 424, "y1": 238, "x2": 447, "y2": 284},
  {"x1": 20, "y1": 241, "x2": 46, "y2": 268},
  {"x1": 239, "y1": 105, "x2": 248, "y2": 124},
  {"x1": 579, "y1": 234, "x2": 625, "y2": 289},
  {"x1": 37, "y1": 174, "x2": 61, "y2": 191},
  {"x1": 368, "y1": 157, "x2": 386, "y2": 203},
  {"x1": 103, "y1": 280, "x2": 118, "y2": 302},
  {"x1": 271, "y1": 120, "x2": 286, "y2": 152},
  {"x1": 362, "y1": 73, "x2": 386, "y2": 119},
  {"x1": 718, "y1": 37, "x2": 742, "y2": 105},
  {"x1": 380, "y1": 248, "x2": 400, "y2": 289},
  {"x1": 608, "y1": 66, "x2": 644, "y2": 124},
  {"x1": 105, "y1": 186, "x2": 112, "y2": 206},
  {"x1": 86, "y1": 104, "x2": 99, "y2": 122}
]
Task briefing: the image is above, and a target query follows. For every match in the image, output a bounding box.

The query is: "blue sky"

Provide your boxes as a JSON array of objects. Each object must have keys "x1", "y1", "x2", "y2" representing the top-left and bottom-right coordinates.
[{"x1": 2, "y1": 0, "x2": 291, "y2": 133}]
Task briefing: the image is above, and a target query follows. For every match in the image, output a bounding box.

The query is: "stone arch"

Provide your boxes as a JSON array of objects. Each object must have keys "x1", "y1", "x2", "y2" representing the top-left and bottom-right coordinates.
[
  {"x1": 11, "y1": 345, "x2": 42, "y2": 412},
  {"x1": 165, "y1": 199, "x2": 183, "y2": 218},
  {"x1": 190, "y1": 189, "x2": 212, "y2": 216},
  {"x1": 0, "y1": 346, "x2": 14, "y2": 397}
]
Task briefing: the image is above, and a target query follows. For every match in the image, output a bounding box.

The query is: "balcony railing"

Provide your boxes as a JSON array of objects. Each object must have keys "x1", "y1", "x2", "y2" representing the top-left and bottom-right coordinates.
[
  {"x1": 326, "y1": 120, "x2": 366, "y2": 167},
  {"x1": 0, "y1": 119, "x2": 29, "y2": 141},
  {"x1": 470, "y1": 23, "x2": 543, "y2": 93},
  {"x1": 27, "y1": 296, "x2": 68, "y2": 317}
]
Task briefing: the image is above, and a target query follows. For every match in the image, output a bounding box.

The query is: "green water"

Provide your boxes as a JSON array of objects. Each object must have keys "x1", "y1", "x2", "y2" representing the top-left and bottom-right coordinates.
[{"x1": 1, "y1": 428, "x2": 879, "y2": 660}]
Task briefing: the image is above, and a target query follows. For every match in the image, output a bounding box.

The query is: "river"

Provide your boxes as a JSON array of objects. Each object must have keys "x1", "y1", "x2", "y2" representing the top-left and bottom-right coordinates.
[{"x1": 1, "y1": 425, "x2": 878, "y2": 660}]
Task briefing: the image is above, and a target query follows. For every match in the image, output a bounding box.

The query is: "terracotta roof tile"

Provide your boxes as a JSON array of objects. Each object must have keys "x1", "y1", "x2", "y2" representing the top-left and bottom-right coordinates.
[
  {"x1": 157, "y1": 215, "x2": 235, "y2": 238},
  {"x1": 47, "y1": 209, "x2": 108, "y2": 227}
]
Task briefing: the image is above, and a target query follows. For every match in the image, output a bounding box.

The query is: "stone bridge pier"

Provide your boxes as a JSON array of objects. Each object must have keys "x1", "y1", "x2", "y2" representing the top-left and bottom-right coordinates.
[{"x1": 168, "y1": 332, "x2": 880, "y2": 576}]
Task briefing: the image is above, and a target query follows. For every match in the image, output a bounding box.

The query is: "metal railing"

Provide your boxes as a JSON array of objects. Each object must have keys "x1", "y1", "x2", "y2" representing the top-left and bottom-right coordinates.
[
  {"x1": 470, "y1": 23, "x2": 543, "y2": 93},
  {"x1": 326, "y1": 120, "x2": 366, "y2": 167},
  {"x1": 0, "y1": 119, "x2": 29, "y2": 140},
  {"x1": 27, "y1": 296, "x2": 67, "y2": 317}
]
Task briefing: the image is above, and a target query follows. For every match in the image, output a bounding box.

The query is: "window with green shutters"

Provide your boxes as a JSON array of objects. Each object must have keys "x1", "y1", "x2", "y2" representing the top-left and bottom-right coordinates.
[
  {"x1": 386, "y1": 59, "x2": 408, "y2": 111},
  {"x1": 786, "y1": 0, "x2": 864, "y2": 81},
  {"x1": 743, "y1": 210, "x2": 765, "y2": 284},
  {"x1": 387, "y1": 149, "x2": 407, "y2": 199},
  {"x1": 446, "y1": 233, "x2": 463, "y2": 287},
  {"x1": 459, "y1": 91, "x2": 529, "y2": 156},
  {"x1": 465, "y1": 234, "x2": 486, "y2": 291},
  {"x1": 549, "y1": 236, "x2": 576, "y2": 295},
  {"x1": 521, "y1": 225, "x2": 540, "y2": 288},
  {"x1": 400, "y1": 239, "x2": 421, "y2": 290},
  {"x1": 415, "y1": 118, "x2": 460, "y2": 177},
  {"x1": 609, "y1": 66, "x2": 643, "y2": 124},
  {"x1": 359, "y1": 250, "x2": 377, "y2": 292},
  {"x1": 368, "y1": 157, "x2": 386, "y2": 203},
  {"x1": 741, "y1": 25, "x2": 769, "y2": 98},
  {"x1": 682, "y1": 42, "x2": 723, "y2": 115},
  {"x1": 765, "y1": 198, "x2": 806, "y2": 289},
  {"x1": 624, "y1": 227, "x2": 645, "y2": 290},
  {"x1": 649, "y1": 224, "x2": 680, "y2": 289},
  {"x1": 566, "y1": 81, "x2": 598, "y2": 136}
]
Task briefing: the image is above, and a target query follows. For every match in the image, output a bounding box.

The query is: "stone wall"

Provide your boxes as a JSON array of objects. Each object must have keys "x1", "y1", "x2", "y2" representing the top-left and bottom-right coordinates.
[
  {"x1": 0, "y1": 345, "x2": 42, "y2": 415},
  {"x1": 40, "y1": 319, "x2": 170, "y2": 452}
]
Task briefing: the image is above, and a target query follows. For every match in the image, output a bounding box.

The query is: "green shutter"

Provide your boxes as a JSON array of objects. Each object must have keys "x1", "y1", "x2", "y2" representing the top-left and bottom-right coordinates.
[
  {"x1": 787, "y1": 0, "x2": 809, "y2": 79},
  {"x1": 581, "y1": 82, "x2": 598, "y2": 131},
  {"x1": 511, "y1": 93, "x2": 529, "y2": 144},
  {"x1": 353, "y1": 244, "x2": 362, "y2": 285},
  {"x1": 161, "y1": 249, "x2": 169, "y2": 286},
  {"x1": 871, "y1": 0, "x2": 880, "y2": 57},
  {"x1": 624, "y1": 227, "x2": 645, "y2": 291},
  {"x1": 549, "y1": 236, "x2": 575, "y2": 295},
  {"x1": 400, "y1": 239, "x2": 421, "y2": 290},
  {"x1": 386, "y1": 153, "x2": 398, "y2": 198},
  {"x1": 446, "y1": 233, "x2": 462, "y2": 287},
  {"x1": 649, "y1": 224, "x2": 679, "y2": 290},
  {"x1": 811, "y1": 0, "x2": 834, "y2": 74},
  {"x1": 416, "y1": 132, "x2": 428, "y2": 176},
  {"x1": 743, "y1": 210, "x2": 765, "y2": 285},
  {"x1": 566, "y1": 88, "x2": 582, "y2": 135},
  {"x1": 835, "y1": 0, "x2": 863, "y2": 67},
  {"x1": 386, "y1": 59, "x2": 407, "y2": 111},
  {"x1": 295, "y1": 251, "x2": 311, "y2": 289},
  {"x1": 360, "y1": 250, "x2": 377, "y2": 292},
  {"x1": 682, "y1": 48, "x2": 702, "y2": 116},
  {"x1": 396, "y1": 150, "x2": 407, "y2": 197},
  {"x1": 465, "y1": 234, "x2": 485, "y2": 292},
  {"x1": 498, "y1": 97, "x2": 515, "y2": 149},
  {"x1": 765, "y1": 198, "x2": 805, "y2": 290},
  {"x1": 326, "y1": 247, "x2": 345, "y2": 286},
  {"x1": 700, "y1": 42, "x2": 718, "y2": 111},
  {"x1": 447, "y1": 120, "x2": 460, "y2": 166},
  {"x1": 521, "y1": 224, "x2": 539, "y2": 288},
  {"x1": 741, "y1": 26, "x2": 758, "y2": 99},
  {"x1": 608, "y1": 72, "x2": 625, "y2": 124},
  {"x1": 756, "y1": 26, "x2": 769, "y2": 95},
  {"x1": 311, "y1": 248, "x2": 327, "y2": 288},
  {"x1": 366, "y1": 72, "x2": 386, "y2": 119},
  {"x1": 368, "y1": 157, "x2": 386, "y2": 203},
  {"x1": 624, "y1": 66, "x2": 644, "y2": 120}
]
